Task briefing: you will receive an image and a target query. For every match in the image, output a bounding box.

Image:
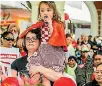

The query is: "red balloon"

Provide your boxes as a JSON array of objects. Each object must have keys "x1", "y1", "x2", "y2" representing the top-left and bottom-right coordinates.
[
  {"x1": 53, "y1": 77, "x2": 76, "y2": 86},
  {"x1": 1, "y1": 77, "x2": 20, "y2": 86},
  {"x1": 65, "y1": 13, "x2": 69, "y2": 20}
]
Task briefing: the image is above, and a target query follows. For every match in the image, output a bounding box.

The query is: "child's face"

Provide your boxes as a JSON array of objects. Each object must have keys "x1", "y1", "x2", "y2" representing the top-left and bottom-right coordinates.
[
  {"x1": 68, "y1": 58, "x2": 76, "y2": 68},
  {"x1": 40, "y1": 3, "x2": 54, "y2": 22}
]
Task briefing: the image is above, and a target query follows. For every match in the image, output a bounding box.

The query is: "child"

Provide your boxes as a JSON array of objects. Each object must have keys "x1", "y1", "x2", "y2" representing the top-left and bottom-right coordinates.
[{"x1": 19, "y1": 1, "x2": 67, "y2": 86}]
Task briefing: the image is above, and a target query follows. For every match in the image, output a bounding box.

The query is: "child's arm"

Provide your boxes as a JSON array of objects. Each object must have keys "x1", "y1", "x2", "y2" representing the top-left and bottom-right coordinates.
[{"x1": 29, "y1": 65, "x2": 64, "y2": 82}]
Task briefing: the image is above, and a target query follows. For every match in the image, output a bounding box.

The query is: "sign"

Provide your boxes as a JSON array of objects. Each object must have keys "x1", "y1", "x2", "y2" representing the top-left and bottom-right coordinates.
[{"x1": 0, "y1": 47, "x2": 19, "y2": 64}]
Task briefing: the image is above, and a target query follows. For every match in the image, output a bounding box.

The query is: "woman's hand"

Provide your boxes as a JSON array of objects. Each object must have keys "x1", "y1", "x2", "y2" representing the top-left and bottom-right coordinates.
[{"x1": 29, "y1": 65, "x2": 42, "y2": 78}]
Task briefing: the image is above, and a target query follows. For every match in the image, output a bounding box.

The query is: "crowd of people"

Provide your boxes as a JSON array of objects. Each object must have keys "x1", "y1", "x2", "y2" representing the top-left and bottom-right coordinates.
[{"x1": 0, "y1": 1, "x2": 102, "y2": 86}]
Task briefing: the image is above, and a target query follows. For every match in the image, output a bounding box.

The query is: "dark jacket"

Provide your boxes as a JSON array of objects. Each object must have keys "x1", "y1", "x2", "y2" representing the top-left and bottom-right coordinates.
[
  {"x1": 77, "y1": 56, "x2": 94, "y2": 86},
  {"x1": 84, "y1": 79, "x2": 100, "y2": 86}
]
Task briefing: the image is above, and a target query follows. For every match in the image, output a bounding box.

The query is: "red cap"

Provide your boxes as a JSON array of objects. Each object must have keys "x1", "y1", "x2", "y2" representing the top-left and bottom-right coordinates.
[
  {"x1": 1, "y1": 77, "x2": 19, "y2": 86},
  {"x1": 53, "y1": 77, "x2": 76, "y2": 86},
  {"x1": 19, "y1": 21, "x2": 44, "y2": 38}
]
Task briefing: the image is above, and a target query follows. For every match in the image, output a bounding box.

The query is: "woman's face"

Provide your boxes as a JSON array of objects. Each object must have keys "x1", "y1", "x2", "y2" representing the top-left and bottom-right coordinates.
[
  {"x1": 40, "y1": 3, "x2": 54, "y2": 22},
  {"x1": 68, "y1": 58, "x2": 76, "y2": 68},
  {"x1": 25, "y1": 32, "x2": 39, "y2": 52},
  {"x1": 94, "y1": 55, "x2": 102, "y2": 67},
  {"x1": 66, "y1": 37, "x2": 72, "y2": 46},
  {"x1": 2, "y1": 33, "x2": 14, "y2": 48},
  {"x1": 95, "y1": 65, "x2": 102, "y2": 83},
  {"x1": 9, "y1": 26, "x2": 19, "y2": 40}
]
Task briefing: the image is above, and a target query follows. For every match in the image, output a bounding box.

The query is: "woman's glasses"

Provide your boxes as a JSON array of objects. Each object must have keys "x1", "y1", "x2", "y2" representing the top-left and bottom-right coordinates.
[
  {"x1": 26, "y1": 37, "x2": 38, "y2": 42},
  {"x1": 3, "y1": 37, "x2": 14, "y2": 41}
]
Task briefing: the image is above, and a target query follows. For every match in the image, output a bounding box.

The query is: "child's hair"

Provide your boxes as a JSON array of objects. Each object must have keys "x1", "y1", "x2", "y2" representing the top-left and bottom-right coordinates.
[
  {"x1": 38, "y1": 1, "x2": 61, "y2": 22},
  {"x1": 68, "y1": 56, "x2": 77, "y2": 63}
]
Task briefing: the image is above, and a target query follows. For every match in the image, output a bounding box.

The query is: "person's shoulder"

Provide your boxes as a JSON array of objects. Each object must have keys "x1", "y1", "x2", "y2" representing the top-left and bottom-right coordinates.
[
  {"x1": 14, "y1": 55, "x2": 28, "y2": 62},
  {"x1": 85, "y1": 81, "x2": 93, "y2": 86}
]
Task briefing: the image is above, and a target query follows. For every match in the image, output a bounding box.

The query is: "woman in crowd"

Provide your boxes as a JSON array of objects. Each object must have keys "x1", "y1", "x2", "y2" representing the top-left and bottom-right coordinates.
[
  {"x1": 11, "y1": 28, "x2": 41, "y2": 85},
  {"x1": 1, "y1": 31, "x2": 14, "y2": 48},
  {"x1": 85, "y1": 62, "x2": 102, "y2": 86},
  {"x1": 7, "y1": 23, "x2": 20, "y2": 43}
]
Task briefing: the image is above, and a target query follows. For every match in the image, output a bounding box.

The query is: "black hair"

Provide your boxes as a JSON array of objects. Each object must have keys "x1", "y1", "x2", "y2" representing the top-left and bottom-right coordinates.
[
  {"x1": 93, "y1": 51, "x2": 102, "y2": 60},
  {"x1": 23, "y1": 28, "x2": 41, "y2": 53},
  {"x1": 66, "y1": 33, "x2": 71, "y2": 38},
  {"x1": 96, "y1": 62, "x2": 102, "y2": 68},
  {"x1": 68, "y1": 56, "x2": 77, "y2": 63},
  {"x1": 1, "y1": 31, "x2": 14, "y2": 38}
]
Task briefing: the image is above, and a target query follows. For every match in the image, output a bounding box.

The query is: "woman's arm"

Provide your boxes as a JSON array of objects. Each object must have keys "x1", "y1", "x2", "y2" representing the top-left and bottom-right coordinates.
[{"x1": 29, "y1": 65, "x2": 64, "y2": 82}]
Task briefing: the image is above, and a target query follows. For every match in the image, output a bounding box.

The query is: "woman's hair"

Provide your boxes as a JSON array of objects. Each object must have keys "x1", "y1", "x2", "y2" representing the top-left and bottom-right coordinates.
[
  {"x1": 68, "y1": 56, "x2": 77, "y2": 63},
  {"x1": 23, "y1": 28, "x2": 41, "y2": 52},
  {"x1": 38, "y1": 1, "x2": 61, "y2": 22},
  {"x1": 1, "y1": 31, "x2": 14, "y2": 38},
  {"x1": 7, "y1": 24, "x2": 20, "y2": 35}
]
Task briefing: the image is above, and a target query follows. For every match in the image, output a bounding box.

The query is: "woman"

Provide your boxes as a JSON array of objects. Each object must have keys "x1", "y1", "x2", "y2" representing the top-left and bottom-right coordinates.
[
  {"x1": 1, "y1": 31, "x2": 14, "y2": 48},
  {"x1": 7, "y1": 23, "x2": 20, "y2": 42},
  {"x1": 85, "y1": 62, "x2": 102, "y2": 86},
  {"x1": 11, "y1": 28, "x2": 41, "y2": 76}
]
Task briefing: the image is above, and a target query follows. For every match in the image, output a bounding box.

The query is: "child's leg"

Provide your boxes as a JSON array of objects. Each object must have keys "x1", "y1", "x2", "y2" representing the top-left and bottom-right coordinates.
[{"x1": 42, "y1": 76, "x2": 51, "y2": 86}]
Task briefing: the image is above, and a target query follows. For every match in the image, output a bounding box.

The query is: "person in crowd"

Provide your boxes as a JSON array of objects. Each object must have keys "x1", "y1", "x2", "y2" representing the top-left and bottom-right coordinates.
[
  {"x1": 76, "y1": 38, "x2": 82, "y2": 60},
  {"x1": 80, "y1": 33, "x2": 86, "y2": 45},
  {"x1": 77, "y1": 44, "x2": 92, "y2": 66},
  {"x1": 77, "y1": 52, "x2": 102, "y2": 86},
  {"x1": 85, "y1": 62, "x2": 102, "y2": 86},
  {"x1": 76, "y1": 44, "x2": 94, "y2": 86},
  {"x1": 92, "y1": 36, "x2": 99, "y2": 52},
  {"x1": 1, "y1": 31, "x2": 14, "y2": 48},
  {"x1": 88, "y1": 35, "x2": 94, "y2": 49},
  {"x1": 72, "y1": 34, "x2": 77, "y2": 49},
  {"x1": 11, "y1": 28, "x2": 41, "y2": 85},
  {"x1": 91, "y1": 52, "x2": 102, "y2": 80},
  {"x1": 18, "y1": 1, "x2": 67, "y2": 86},
  {"x1": 64, "y1": 56, "x2": 82, "y2": 86},
  {"x1": 7, "y1": 23, "x2": 20, "y2": 43},
  {"x1": 65, "y1": 33, "x2": 75, "y2": 58}
]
